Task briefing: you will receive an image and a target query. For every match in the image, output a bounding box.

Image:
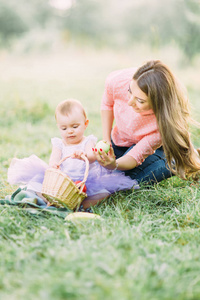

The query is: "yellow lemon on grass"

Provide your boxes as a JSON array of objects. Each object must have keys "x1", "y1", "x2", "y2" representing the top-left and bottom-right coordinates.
[{"x1": 65, "y1": 212, "x2": 102, "y2": 225}]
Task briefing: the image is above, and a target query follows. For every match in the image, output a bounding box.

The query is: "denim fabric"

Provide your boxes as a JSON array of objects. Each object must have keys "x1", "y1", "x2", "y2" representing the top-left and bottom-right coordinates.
[{"x1": 112, "y1": 141, "x2": 173, "y2": 184}]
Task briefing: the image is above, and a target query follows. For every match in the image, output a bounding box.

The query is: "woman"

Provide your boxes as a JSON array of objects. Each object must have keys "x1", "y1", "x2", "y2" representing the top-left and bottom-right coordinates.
[{"x1": 93, "y1": 60, "x2": 200, "y2": 183}]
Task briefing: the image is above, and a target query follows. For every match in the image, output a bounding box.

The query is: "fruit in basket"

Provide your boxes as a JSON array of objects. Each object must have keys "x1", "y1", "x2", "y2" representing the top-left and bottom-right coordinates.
[
  {"x1": 95, "y1": 140, "x2": 110, "y2": 154},
  {"x1": 75, "y1": 180, "x2": 87, "y2": 193},
  {"x1": 65, "y1": 212, "x2": 102, "y2": 223}
]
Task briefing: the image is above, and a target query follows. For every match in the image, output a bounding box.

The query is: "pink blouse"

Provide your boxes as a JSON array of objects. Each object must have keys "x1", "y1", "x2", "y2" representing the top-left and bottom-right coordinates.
[{"x1": 101, "y1": 68, "x2": 162, "y2": 165}]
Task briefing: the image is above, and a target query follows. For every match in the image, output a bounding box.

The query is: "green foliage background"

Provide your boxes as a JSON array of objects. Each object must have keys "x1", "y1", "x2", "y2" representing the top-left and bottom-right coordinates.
[{"x1": 1, "y1": 0, "x2": 200, "y2": 61}]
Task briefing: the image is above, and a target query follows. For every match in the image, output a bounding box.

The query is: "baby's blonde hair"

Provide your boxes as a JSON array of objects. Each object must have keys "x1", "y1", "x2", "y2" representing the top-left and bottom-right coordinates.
[{"x1": 55, "y1": 99, "x2": 87, "y2": 121}]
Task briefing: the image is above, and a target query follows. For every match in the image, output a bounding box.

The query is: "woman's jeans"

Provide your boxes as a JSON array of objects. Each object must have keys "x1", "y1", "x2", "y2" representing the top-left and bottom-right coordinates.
[{"x1": 112, "y1": 141, "x2": 173, "y2": 184}]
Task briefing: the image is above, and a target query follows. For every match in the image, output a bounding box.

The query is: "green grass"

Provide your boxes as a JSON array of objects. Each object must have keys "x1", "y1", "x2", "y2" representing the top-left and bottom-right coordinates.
[{"x1": 1, "y1": 45, "x2": 200, "y2": 299}]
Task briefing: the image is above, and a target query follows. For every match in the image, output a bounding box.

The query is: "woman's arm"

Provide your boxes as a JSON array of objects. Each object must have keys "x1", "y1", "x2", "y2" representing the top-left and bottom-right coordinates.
[
  {"x1": 101, "y1": 110, "x2": 114, "y2": 144},
  {"x1": 94, "y1": 131, "x2": 162, "y2": 171},
  {"x1": 115, "y1": 154, "x2": 137, "y2": 170},
  {"x1": 94, "y1": 145, "x2": 137, "y2": 170},
  {"x1": 49, "y1": 146, "x2": 62, "y2": 168}
]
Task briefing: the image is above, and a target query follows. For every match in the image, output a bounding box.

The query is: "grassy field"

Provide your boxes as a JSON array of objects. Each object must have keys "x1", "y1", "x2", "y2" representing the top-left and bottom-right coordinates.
[{"x1": 1, "y1": 45, "x2": 200, "y2": 300}]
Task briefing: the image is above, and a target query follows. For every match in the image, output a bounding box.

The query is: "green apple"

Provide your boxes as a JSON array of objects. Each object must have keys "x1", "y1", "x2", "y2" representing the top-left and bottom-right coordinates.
[{"x1": 95, "y1": 140, "x2": 110, "y2": 154}]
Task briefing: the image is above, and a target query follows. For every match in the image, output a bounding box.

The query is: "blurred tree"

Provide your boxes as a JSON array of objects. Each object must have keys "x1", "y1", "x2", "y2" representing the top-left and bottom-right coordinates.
[
  {"x1": 0, "y1": 0, "x2": 56, "y2": 46},
  {"x1": 177, "y1": 0, "x2": 200, "y2": 61},
  {"x1": 123, "y1": 0, "x2": 200, "y2": 61},
  {"x1": 58, "y1": 0, "x2": 107, "y2": 43},
  {"x1": 0, "y1": 1, "x2": 27, "y2": 45},
  {"x1": 19, "y1": 0, "x2": 56, "y2": 28},
  {"x1": 0, "y1": 0, "x2": 200, "y2": 62}
]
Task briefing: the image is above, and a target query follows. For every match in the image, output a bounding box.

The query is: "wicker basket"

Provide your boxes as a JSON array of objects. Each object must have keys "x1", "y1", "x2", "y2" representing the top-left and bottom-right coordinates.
[{"x1": 42, "y1": 154, "x2": 89, "y2": 210}]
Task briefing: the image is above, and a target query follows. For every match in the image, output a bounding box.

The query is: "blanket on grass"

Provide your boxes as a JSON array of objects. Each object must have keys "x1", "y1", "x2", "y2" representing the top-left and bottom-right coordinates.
[{"x1": 0, "y1": 187, "x2": 71, "y2": 219}]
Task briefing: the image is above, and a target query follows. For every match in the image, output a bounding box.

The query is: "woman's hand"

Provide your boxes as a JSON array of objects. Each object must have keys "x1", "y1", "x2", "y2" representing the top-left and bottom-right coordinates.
[{"x1": 93, "y1": 144, "x2": 117, "y2": 170}]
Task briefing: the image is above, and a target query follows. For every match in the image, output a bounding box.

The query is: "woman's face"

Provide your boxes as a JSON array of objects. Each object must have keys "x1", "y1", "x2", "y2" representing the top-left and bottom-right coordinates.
[{"x1": 128, "y1": 79, "x2": 152, "y2": 113}]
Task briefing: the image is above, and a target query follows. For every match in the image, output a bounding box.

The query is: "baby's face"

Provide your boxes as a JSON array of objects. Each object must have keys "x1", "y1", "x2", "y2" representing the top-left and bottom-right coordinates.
[{"x1": 56, "y1": 109, "x2": 88, "y2": 145}]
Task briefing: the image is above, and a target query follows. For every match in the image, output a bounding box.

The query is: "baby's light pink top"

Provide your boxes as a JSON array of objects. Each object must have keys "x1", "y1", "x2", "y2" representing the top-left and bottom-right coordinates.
[{"x1": 101, "y1": 68, "x2": 162, "y2": 165}]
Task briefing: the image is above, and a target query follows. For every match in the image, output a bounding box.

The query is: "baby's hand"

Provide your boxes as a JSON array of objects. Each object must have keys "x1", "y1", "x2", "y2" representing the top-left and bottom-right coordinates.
[
  {"x1": 72, "y1": 150, "x2": 85, "y2": 160},
  {"x1": 50, "y1": 163, "x2": 60, "y2": 169}
]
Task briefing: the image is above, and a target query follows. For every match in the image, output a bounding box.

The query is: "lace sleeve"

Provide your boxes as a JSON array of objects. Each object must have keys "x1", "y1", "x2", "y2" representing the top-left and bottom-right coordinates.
[{"x1": 51, "y1": 137, "x2": 63, "y2": 149}]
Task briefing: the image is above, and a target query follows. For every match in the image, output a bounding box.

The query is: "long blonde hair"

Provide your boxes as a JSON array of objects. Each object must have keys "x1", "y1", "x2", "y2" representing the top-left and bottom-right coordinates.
[{"x1": 133, "y1": 60, "x2": 200, "y2": 179}]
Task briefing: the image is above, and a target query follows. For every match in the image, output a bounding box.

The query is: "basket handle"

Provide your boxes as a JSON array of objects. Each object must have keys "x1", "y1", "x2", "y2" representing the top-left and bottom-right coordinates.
[{"x1": 58, "y1": 153, "x2": 89, "y2": 193}]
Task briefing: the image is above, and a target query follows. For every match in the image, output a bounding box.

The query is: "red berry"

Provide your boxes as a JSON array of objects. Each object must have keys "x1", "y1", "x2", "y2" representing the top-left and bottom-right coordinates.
[{"x1": 75, "y1": 180, "x2": 87, "y2": 193}]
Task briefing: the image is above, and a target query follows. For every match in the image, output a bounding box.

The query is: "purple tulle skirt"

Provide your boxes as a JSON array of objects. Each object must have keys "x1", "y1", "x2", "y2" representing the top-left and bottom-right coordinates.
[{"x1": 7, "y1": 155, "x2": 139, "y2": 196}]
